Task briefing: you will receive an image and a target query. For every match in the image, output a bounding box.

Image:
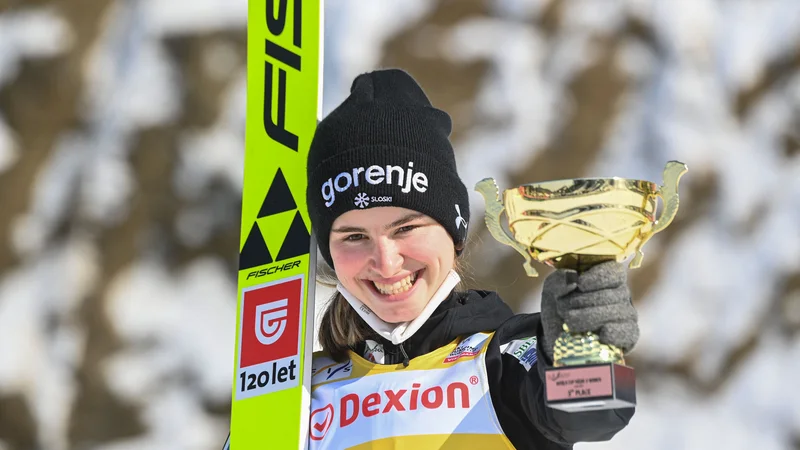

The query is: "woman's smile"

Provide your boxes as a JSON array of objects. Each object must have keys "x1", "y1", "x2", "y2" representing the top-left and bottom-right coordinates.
[{"x1": 366, "y1": 269, "x2": 424, "y2": 302}]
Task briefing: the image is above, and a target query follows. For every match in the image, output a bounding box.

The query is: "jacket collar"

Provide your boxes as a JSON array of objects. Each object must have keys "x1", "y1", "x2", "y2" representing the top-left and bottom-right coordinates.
[{"x1": 354, "y1": 289, "x2": 514, "y2": 364}]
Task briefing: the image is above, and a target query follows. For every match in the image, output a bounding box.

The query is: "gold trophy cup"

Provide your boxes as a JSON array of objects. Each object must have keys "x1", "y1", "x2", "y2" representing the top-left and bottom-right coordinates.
[{"x1": 476, "y1": 161, "x2": 687, "y2": 412}]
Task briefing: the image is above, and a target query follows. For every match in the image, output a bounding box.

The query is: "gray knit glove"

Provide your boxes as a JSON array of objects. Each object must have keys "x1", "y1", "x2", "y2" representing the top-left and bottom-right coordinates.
[{"x1": 540, "y1": 261, "x2": 639, "y2": 362}]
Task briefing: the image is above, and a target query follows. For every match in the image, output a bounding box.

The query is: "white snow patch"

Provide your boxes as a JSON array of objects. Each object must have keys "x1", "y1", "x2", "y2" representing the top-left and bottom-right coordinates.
[
  {"x1": 321, "y1": 0, "x2": 434, "y2": 114},
  {"x1": 0, "y1": 240, "x2": 95, "y2": 450},
  {"x1": 651, "y1": 0, "x2": 719, "y2": 64},
  {"x1": 143, "y1": 0, "x2": 247, "y2": 36},
  {"x1": 105, "y1": 258, "x2": 236, "y2": 403},
  {"x1": 0, "y1": 8, "x2": 73, "y2": 84},
  {"x1": 78, "y1": 146, "x2": 136, "y2": 225},
  {"x1": 615, "y1": 38, "x2": 657, "y2": 81},
  {"x1": 84, "y1": 3, "x2": 181, "y2": 130},
  {"x1": 10, "y1": 134, "x2": 83, "y2": 257},
  {"x1": 562, "y1": 0, "x2": 626, "y2": 34},
  {"x1": 174, "y1": 126, "x2": 245, "y2": 201}
]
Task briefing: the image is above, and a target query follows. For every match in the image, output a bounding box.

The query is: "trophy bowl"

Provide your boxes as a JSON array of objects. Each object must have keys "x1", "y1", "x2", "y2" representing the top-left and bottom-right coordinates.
[{"x1": 476, "y1": 161, "x2": 688, "y2": 277}]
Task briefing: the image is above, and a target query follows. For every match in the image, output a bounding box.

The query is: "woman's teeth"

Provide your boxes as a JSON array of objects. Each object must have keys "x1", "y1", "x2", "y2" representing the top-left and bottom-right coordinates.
[{"x1": 374, "y1": 273, "x2": 417, "y2": 295}]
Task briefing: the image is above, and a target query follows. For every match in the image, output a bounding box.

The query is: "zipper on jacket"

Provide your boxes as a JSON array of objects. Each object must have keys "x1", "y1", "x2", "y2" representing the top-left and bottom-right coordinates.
[{"x1": 398, "y1": 343, "x2": 410, "y2": 367}]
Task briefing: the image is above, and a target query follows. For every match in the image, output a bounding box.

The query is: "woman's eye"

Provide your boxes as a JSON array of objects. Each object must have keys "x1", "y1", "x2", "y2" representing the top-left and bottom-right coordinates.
[
  {"x1": 397, "y1": 225, "x2": 417, "y2": 234},
  {"x1": 345, "y1": 234, "x2": 365, "y2": 242}
]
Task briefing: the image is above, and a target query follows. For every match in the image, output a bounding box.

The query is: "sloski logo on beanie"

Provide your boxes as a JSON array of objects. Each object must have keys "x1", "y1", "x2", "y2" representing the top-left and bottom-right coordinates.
[{"x1": 321, "y1": 161, "x2": 428, "y2": 207}]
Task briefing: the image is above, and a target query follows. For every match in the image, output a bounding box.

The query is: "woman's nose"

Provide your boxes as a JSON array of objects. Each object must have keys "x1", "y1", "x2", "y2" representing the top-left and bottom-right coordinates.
[{"x1": 371, "y1": 238, "x2": 403, "y2": 276}]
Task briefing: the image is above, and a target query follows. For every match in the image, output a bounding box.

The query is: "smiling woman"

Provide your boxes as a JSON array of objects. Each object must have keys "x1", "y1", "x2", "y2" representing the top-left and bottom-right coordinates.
[
  {"x1": 320, "y1": 207, "x2": 461, "y2": 358},
  {"x1": 330, "y1": 208, "x2": 454, "y2": 321},
  {"x1": 300, "y1": 69, "x2": 639, "y2": 450}
]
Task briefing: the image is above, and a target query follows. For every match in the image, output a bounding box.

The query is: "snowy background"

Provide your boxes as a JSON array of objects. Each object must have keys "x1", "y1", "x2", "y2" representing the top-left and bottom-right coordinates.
[{"x1": 0, "y1": 0, "x2": 799, "y2": 449}]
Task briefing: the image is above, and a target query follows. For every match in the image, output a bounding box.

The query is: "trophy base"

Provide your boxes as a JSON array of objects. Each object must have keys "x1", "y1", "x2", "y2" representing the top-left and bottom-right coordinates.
[{"x1": 544, "y1": 362, "x2": 636, "y2": 412}]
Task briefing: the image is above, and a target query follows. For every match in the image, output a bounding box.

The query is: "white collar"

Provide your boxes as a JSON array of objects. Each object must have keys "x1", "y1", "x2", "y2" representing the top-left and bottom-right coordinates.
[{"x1": 336, "y1": 269, "x2": 461, "y2": 345}]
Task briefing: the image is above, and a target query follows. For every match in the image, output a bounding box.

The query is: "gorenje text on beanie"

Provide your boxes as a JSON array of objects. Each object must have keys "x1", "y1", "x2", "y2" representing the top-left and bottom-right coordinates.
[{"x1": 321, "y1": 161, "x2": 429, "y2": 207}]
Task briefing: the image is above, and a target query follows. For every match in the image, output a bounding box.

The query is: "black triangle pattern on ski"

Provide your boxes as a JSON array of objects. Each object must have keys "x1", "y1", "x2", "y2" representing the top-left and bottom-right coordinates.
[
  {"x1": 276, "y1": 211, "x2": 311, "y2": 261},
  {"x1": 258, "y1": 168, "x2": 297, "y2": 218},
  {"x1": 239, "y1": 222, "x2": 273, "y2": 270}
]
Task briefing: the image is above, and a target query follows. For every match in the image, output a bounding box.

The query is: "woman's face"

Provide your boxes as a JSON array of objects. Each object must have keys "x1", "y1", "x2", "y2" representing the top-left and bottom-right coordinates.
[{"x1": 329, "y1": 207, "x2": 456, "y2": 323}]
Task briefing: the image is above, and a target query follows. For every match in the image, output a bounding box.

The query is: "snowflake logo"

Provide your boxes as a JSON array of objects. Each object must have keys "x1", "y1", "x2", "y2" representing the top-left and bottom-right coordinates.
[{"x1": 354, "y1": 193, "x2": 369, "y2": 208}]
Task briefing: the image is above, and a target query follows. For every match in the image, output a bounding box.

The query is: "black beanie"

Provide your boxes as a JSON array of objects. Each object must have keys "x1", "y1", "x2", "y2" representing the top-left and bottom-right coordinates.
[{"x1": 306, "y1": 69, "x2": 470, "y2": 269}]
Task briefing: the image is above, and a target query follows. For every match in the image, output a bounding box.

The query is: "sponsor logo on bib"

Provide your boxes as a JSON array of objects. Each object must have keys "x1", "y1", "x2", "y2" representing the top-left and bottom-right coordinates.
[
  {"x1": 443, "y1": 333, "x2": 490, "y2": 363},
  {"x1": 313, "y1": 380, "x2": 471, "y2": 437}
]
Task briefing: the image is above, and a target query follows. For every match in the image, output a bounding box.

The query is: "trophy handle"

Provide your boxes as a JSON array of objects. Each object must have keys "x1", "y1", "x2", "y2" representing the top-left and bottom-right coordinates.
[
  {"x1": 475, "y1": 178, "x2": 539, "y2": 277},
  {"x1": 630, "y1": 160, "x2": 688, "y2": 268}
]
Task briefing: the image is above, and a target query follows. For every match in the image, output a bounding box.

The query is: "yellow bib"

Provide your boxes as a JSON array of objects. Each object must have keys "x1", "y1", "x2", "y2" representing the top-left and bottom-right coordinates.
[{"x1": 308, "y1": 332, "x2": 515, "y2": 449}]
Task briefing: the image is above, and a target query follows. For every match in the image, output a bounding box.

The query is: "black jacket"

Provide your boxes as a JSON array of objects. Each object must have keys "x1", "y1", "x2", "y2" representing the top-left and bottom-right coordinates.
[{"x1": 351, "y1": 289, "x2": 634, "y2": 450}]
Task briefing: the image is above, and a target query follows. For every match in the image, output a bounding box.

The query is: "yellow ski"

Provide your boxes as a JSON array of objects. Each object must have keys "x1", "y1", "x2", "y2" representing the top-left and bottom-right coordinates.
[{"x1": 227, "y1": 0, "x2": 322, "y2": 448}]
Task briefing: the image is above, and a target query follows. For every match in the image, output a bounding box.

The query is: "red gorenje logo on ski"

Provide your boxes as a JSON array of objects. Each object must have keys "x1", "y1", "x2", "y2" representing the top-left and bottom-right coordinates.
[
  {"x1": 310, "y1": 381, "x2": 471, "y2": 440},
  {"x1": 236, "y1": 276, "x2": 304, "y2": 399}
]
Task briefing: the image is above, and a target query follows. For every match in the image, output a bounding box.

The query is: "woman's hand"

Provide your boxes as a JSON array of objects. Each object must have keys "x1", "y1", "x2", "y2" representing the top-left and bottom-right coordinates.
[{"x1": 540, "y1": 261, "x2": 639, "y2": 362}]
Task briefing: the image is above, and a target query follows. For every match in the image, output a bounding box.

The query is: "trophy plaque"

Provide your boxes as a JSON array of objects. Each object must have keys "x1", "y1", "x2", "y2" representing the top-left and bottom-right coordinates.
[{"x1": 476, "y1": 161, "x2": 687, "y2": 412}]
